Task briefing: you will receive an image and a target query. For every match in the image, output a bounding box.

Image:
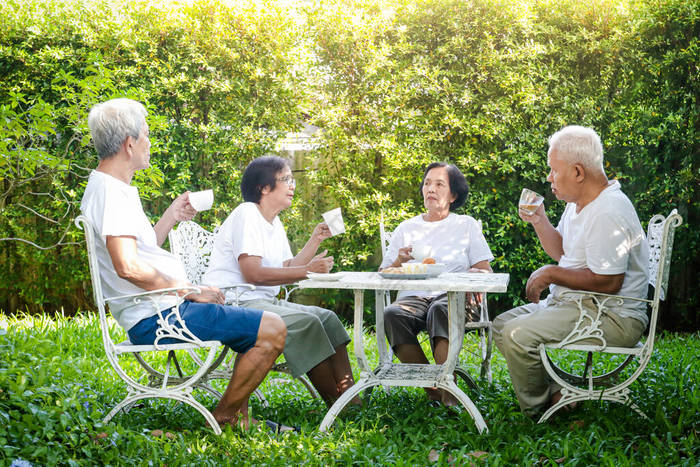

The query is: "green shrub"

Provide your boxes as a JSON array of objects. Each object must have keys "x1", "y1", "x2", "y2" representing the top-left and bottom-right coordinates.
[
  {"x1": 304, "y1": 0, "x2": 698, "y2": 323},
  {"x1": 0, "y1": 0, "x2": 697, "y2": 328}
]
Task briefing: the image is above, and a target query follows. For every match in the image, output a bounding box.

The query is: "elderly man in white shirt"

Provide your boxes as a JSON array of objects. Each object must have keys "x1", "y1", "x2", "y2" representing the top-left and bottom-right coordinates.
[
  {"x1": 493, "y1": 125, "x2": 649, "y2": 418},
  {"x1": 80, "y1": 98, "x2": 288, "y2": 431}
]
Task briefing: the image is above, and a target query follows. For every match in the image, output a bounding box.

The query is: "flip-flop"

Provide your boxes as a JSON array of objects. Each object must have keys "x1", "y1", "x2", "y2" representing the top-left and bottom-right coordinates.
[{"x1": 264, "y1": 419, "x2": 300, "y2": 435}]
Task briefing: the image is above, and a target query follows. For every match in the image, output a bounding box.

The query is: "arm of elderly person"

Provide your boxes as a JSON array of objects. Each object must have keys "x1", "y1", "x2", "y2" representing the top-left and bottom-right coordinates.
[
  {"x1": 106, "y1": 235, "x2": 224, "y2": 303},
  {"x1": 285, "y1": 222, "x2": 332, "y2": 267},
  {"x1": 519, "y1": 203, "x2": 564, "y2": 261},
  {"x1": 152, "y1": 192, "x2": 197, "y2": 246},
  {"x1": 525, "y1": 265, "x2": 625, "y2": 304},
  {"x1": 239, "y1": 251, "x2": 333, "y2": 286}
]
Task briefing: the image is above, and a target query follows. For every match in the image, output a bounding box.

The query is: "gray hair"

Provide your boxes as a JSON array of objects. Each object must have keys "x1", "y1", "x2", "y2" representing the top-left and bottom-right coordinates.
[
  {"x1": 87, "y1": 98, "x2": 147, "y2": 160},
  {"x1": 548, "y1": 125, "x2": 604, "y2": 172}
]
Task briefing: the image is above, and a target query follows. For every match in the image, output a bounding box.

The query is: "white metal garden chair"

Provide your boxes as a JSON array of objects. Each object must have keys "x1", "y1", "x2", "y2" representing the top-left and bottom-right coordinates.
[
  {"x1": 378, "y1": 217, "x2": 494, "y2": 389},
  {"x1": 538, "y1": 209, "x2": 682, "y2": 422},
  {"x1": 76, "y1": 215, "x2": 226, "y2": 435},
  {"x1": 168, "y1": 220, "x2": 318, "y2": 403}
]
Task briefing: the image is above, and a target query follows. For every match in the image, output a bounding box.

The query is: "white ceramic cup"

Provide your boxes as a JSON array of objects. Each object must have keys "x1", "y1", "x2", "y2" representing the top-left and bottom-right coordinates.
[
  {"x1": 411, "y1": 244, "x2": 433, "y2": 262},
  {"x1": 322, "y1": 207, "x2": 346, "y2": 236},
  {"x1": 188, "y1": 189, "x2": 214, "y2": 212},
  {"x1": 518, "y1": 188, "x2": 544, "y2": 215}
]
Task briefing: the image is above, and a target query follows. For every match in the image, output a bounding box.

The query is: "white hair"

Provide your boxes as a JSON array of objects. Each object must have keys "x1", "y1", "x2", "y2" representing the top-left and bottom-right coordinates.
[
  {"x1": 87, "y1": 98, "x2": 147, "y2": 160},
  {"x1": 548, "y1": 125, "x2": 604, "y2": 172}
]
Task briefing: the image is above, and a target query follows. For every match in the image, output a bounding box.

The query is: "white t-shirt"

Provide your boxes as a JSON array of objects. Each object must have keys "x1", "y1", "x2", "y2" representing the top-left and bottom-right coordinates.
[
  {"x1": 553, "y1": 180, "x2": 649, "y2": 326},
  {"x1": 380, "y1": 213, "x2": 494, "y2": 299},
  {"x1": 204, "y1": 202, "x2": 293, "y2": 302},
  {"x1": 80, "y1": 170, "x2": 187, "y2": 331}
]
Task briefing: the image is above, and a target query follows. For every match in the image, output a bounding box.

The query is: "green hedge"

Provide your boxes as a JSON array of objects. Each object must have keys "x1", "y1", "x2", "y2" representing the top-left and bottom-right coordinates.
[{"x1": 0, "y1": 0, "x2": 697, "y2": 329}]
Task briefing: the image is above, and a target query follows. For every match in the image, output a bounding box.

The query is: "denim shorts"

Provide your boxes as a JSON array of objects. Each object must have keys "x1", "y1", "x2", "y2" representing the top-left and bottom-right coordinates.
[{"x1": 127, "y1": 301, "x2": 263, "y2": 354}]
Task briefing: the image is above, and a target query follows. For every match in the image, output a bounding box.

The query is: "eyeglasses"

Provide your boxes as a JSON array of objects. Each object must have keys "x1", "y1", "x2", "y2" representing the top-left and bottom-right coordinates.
[{"x1": 276, "y1": 175, "x2": 296, "y2": 187}]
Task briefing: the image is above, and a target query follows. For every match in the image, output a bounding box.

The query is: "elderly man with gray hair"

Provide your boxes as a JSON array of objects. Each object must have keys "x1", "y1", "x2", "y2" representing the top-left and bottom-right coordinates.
[
  {"x1": 80, "y1": 98, "x2": 290, "y2": 432},
  {"x1": 493, "y1": 125, "x2": 649, "y2": 418}
]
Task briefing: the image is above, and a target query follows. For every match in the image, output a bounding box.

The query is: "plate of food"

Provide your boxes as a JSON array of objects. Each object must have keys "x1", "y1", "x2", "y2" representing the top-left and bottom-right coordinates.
[
  {"x1": 379, "y1": 263, "x2": 446, "y2": 280},
  {"x1": 306, "y1": 272, "x2": 346, "y2": 281}
]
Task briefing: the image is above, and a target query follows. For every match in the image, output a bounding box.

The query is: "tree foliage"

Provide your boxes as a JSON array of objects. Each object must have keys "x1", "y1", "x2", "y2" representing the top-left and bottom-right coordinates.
[{"x1": 0, "y1": 0, "x2": 697, "y2": 328}]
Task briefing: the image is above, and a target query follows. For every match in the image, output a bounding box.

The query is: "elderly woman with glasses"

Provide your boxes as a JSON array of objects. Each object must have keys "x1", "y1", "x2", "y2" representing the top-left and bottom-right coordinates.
[{"x1": 204, "y1": 155, "x2": 356, "y2": 407}]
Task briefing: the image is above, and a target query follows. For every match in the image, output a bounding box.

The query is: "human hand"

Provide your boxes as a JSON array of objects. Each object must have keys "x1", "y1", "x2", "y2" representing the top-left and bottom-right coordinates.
[
  {"x1": 167, "y1": 192, "x2": 197, "y2": 222},
  {"x1": 311, "y1": 222, "x2": 332, "y2": 243},
  {"x1": 396, "y1": 246, "x2": 414, "y2": 265},
  {"x1": 187, "y1": 285, "x2": 225, "y2": 304},
  {"x1": 525, "y1": 265, "x2": 553, "y2": 303},
  {"x1": 468, "y1": 267, "x2": 490, "y2": 274},
  {"x1": 466, "y1": 292, "x2": 484, "y2": 307},
  {"x1": 518, "y1": 202, "x2": 546, "y2": 226},
  {"x1": 306, "y1": 250, "x2": 334, "y2": 273}
]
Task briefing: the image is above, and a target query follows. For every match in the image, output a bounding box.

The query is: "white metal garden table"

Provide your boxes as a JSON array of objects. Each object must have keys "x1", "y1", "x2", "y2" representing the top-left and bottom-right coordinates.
[{"x1": 297, "y1": 271, "x2": 509, "y2": 433}]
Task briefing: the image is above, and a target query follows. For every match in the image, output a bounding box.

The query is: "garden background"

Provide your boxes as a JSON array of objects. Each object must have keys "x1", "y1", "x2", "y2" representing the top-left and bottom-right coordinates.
[
  {"x1": 1, "y1": 0, "x2": 699, "y2": 464},
  {"x1": 1, "y1": 0, "x2": 697, "y2": 329}
]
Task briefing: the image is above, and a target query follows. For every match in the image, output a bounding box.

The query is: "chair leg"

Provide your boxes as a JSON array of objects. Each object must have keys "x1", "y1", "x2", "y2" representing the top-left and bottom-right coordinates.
[
  {"x1": 455, "y1": 365, "x2": 480, "y2": 395},
  {"x1": 104, "y1": 391, "x2": 223, "y2": 435},
  {"x1": 538, "y1": 345, "x2": 651, "y2": 423},
  {"x1": 271, "y1": 361, "x2": 319, "y2": 399}
]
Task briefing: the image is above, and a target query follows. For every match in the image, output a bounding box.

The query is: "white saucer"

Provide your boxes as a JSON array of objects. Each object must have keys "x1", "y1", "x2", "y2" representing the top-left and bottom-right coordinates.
[{"x1": 306, "y1": 272, "x2": 346, "y2": 281}]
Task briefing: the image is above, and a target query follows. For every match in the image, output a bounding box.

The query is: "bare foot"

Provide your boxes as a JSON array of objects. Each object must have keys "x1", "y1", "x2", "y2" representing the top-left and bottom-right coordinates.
[
  {"x1": 215, "y1": 413, "x2": 257, "y2": 431},
  {"x1": 440, "y1": 389, "x2": 460, "y2": 408},
  {"x1": 425, "y1": 387, "x2": 442, "y2": 401},
  {"x1": 549, "y1": 390, "x2": 578, "y2": 412}
]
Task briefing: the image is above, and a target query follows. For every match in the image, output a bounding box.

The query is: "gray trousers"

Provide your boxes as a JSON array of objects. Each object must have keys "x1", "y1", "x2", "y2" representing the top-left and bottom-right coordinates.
[
  {"x1": 493, "y1": 295, "x2": 645, "y2": 417},
  {"x1": 241, "y1": 298, "x2": 350, "y2": 378},
  {"x1": 384, "y1": 293, "x2": 480, "y2": 350}
]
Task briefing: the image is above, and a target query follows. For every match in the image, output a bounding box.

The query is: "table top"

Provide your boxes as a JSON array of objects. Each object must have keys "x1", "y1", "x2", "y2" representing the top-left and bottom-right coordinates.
[{"x1": 297, "y1": 271, "x2": 509, "y2": 292}]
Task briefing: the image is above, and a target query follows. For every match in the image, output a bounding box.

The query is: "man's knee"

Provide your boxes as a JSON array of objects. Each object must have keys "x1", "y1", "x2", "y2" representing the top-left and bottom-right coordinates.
[{"x1": 257, "y1": 312, "x2": 286, "y2": 354}]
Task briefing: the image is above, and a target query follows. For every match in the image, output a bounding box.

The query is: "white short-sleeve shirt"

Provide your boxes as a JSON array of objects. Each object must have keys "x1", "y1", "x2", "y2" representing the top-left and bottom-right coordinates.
[
  {"x1": 204, "y1": 202, "x2": 293, "y2": 302},
  {"x1": 380, "y1": 213, "x2": 494, "y2": 299},
  {"x1": 80, "y1": 170, "x2": 187, "y2": 331},
  {"x1": 553, "y1": 180, "x2": 649, "y2": 325}
]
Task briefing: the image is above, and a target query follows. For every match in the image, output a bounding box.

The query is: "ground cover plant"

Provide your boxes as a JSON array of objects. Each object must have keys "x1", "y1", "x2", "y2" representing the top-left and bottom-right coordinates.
[{"x1": 1, "y1": 312, "x2": 698, "y2": 465}]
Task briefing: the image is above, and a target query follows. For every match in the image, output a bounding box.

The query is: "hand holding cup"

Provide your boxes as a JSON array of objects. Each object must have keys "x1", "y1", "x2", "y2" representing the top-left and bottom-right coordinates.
[{"x1": 518, "y1": 188, "x2": 544, "y2": 216}]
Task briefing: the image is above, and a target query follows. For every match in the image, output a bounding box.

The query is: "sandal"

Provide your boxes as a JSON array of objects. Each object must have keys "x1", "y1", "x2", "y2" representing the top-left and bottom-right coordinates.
[{"x1": 264, "y1": 419, "x2": 300, "y2": 435}]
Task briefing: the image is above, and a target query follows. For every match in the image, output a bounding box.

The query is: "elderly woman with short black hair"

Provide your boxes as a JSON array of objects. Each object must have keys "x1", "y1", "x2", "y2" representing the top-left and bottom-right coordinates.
[
  {"x1": 380, "y1": 162, "x2": 493, "y2": 406},
  {"x1": 204, "y1": 155, "x2": 356, "y2": 407}
]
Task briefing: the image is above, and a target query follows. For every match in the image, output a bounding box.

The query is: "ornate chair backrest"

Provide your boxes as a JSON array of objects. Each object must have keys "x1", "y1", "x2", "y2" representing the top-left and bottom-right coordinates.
[
  {"x1": 169, "y1": 221, "x2": 218, "y2": 285},
  {"x1": 75, "y1": 215, "x2": 117, "y2": 350},
  {"x1": 379, "y1": 217, "x2": 392, "y2": 264},
  {"x1": 645, "y1": 209, "x2": 683, "y2": 341}
]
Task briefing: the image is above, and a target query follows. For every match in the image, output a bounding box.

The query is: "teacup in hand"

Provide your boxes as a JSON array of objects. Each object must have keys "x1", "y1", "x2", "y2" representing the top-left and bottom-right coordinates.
[
  {"x1": 322, "y1": 207, "x2": 346, "y2": 236},
  {"x1": 411, "y1": 244, "x2": 433, "y2": 262},
  {"x1": 518, "y1": 188, "x2": 544, "y2": 215},
  {"x1": 189, "y1": 189, "x2": 214, "y2": 212}
]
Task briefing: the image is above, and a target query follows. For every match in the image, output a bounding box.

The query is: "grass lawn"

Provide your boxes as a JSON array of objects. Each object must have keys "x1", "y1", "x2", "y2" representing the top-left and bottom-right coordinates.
[{"x1": 1, "y1": 311, "x2": 698, "y2": 466}]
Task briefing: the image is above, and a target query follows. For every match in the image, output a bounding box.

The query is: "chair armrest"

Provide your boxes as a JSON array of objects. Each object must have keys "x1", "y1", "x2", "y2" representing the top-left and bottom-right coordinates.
[
  {"x1": 281, "y1": 283, "x2": 299, "y2": 301},
  {"x1": 105, "y1": 286, "x2": 208, "y2": 350},
  {"x1": 217, "y1": 283, "x2": 256, "y2": 292},
  {"x1": 209, "y1": 283, "x2": 256, "y2": 306},
  {"x1": 559, "y1": 290, "x2": 651, "y2": 306},
  {"x1": 554, "y1": 290, "x2": 651, "y2": 350},
  {"x1": 104, "y1": 286, "x2": 201, "y2": 304}
]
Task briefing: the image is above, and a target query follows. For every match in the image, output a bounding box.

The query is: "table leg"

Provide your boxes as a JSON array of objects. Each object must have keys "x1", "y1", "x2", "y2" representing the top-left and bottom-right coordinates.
[
  {"x1": 375, "y1": 290, "x2": 391, "y2": 365},
  {"x1": 437, "y1": 291, "x2": 488, "y2": 433},
  {"x1": 319, "y1": 288, "x2": 376, "y2": 432},
  {"x1": 352, "y1": 289, "x2": 371, "y2": 374}
]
